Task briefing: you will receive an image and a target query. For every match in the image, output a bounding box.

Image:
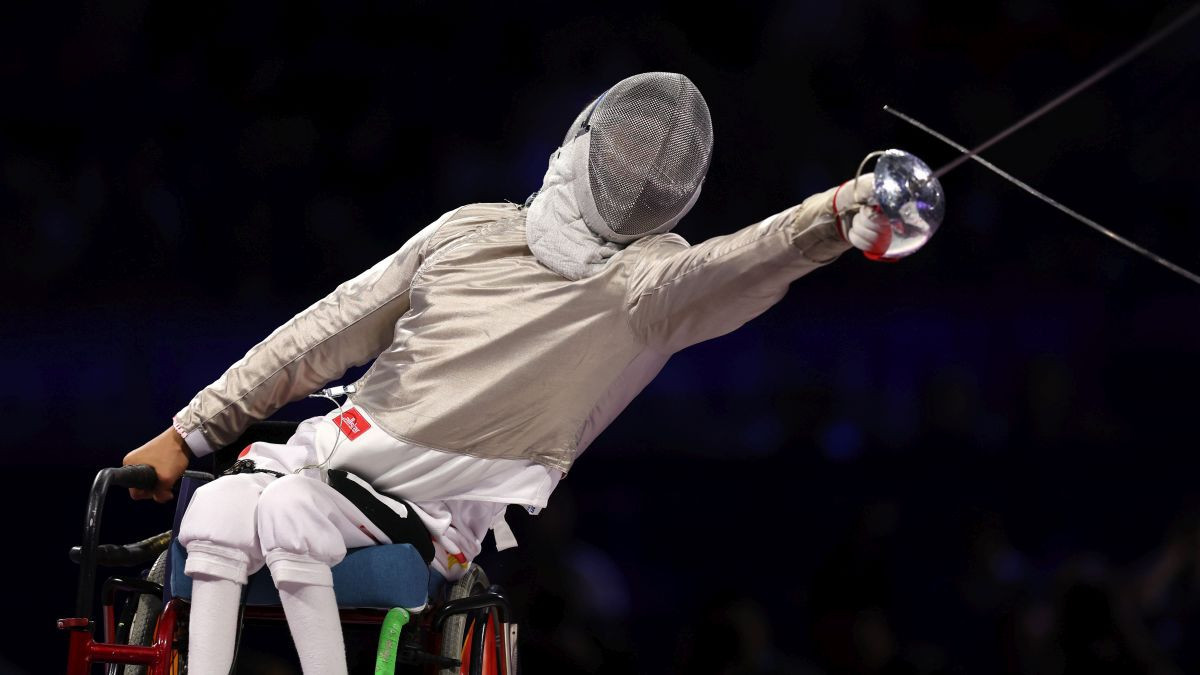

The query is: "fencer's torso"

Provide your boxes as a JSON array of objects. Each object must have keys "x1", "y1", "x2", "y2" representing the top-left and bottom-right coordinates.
[
  {"x1": 352, "y1": 202, "x2": 668, "y2": 473},
  {"x1": 175, "y1": 188, "x2": 850, "y2": 479}
]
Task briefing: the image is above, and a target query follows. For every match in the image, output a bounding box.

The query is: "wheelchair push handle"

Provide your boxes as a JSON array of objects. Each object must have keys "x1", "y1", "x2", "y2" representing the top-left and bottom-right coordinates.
[
  {"x1": 71, "y1": 464, "x2": 164, "y2": 619},
  {"x1": 110, "y1": 464, "x2": 159, "y2": 491}
]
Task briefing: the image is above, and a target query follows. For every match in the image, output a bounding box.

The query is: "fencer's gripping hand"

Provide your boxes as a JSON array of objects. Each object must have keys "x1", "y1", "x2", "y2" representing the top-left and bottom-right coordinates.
[
  {"x1": 122, "y1": 427, "x2": 191, "y2": 503},
  {"x1": 833, "y1": 173, "x2": 893, "y2": 260}
]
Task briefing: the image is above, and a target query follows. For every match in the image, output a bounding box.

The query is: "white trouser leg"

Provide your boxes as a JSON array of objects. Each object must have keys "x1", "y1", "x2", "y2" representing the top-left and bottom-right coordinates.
[
  {"x1": 179, "y1": 431, "x2": 326, "y2": 578},
  {"x1": 255, "y1": 473, "x2": 389, "y2": 673},
  {"x1": 177, "y1": 471, "x2": 271, "y2": 675},
  {"x1": 178, "y1": 472, "x2": 275, "y2": 583},
  {"x1": 177, "y1": 437, "x2": 316, "y2": 673},
  {"x1": 186, "y1": 576, "x2": 243, "y2": 675},
  {"x1": 180, "y1": 423, "x2": 397, "y2": 675},
  {"x1": 276, "y1": 577, "x2": 348, "y2": 675}
]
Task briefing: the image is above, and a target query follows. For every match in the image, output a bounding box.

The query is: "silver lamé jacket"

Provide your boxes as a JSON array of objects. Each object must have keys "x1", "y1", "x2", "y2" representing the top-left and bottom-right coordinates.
[{"x1": 173, "y1": 186, "x2": 852, "y2": 473}]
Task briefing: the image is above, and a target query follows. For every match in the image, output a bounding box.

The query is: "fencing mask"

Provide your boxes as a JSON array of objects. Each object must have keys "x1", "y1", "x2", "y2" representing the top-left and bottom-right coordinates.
[{"x1": 526, "y1": 72, "x2": 713, "y2": 279}]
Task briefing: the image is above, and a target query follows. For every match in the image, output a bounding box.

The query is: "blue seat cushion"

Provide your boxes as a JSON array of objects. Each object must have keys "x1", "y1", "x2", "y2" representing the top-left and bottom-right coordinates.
[{"x1": 170, "y1": 539, "x2": 441, "y2": 610}]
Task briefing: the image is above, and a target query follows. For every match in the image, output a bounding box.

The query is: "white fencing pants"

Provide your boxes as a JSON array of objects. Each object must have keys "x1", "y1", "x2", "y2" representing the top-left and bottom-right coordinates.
[
  {"x1": 177, "y1": 419, "x2": 393, "y2": 674},
  {"x1": 177, "y1": 419, "x2": 392, "y2": 585}
]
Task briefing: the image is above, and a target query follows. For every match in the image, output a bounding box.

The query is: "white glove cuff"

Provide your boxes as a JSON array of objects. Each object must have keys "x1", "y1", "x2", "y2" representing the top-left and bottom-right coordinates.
[{"x1": 832, "y1": 174, "x2": 876, "y2": 238}]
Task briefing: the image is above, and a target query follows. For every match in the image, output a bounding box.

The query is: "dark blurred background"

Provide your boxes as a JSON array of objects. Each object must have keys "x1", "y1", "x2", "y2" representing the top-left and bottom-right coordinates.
[{"x1": 4, "y1": 0, "x2": 1200, "y2": 673}]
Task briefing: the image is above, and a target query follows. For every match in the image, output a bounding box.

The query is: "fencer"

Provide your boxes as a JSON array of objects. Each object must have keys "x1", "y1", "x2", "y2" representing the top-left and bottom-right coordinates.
[{"x1": 122, "y1": 71, "x2": 906, "y2": 674}]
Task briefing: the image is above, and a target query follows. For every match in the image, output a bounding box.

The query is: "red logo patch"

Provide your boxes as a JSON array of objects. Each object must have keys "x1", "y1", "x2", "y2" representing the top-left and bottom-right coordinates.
[{"x1": 333, "y1": 407, "x2": 371, "y2": 440}]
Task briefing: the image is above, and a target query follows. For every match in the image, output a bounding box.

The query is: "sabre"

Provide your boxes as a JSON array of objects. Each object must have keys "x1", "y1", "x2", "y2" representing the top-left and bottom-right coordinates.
[
  {"x1": 930, "y1": 3, "x2": 1200, "y2": 181},
  {"x1": 849, "y1": 5, "x2": 1200, "y2": 285},
  {"x1": 884, "y1": 105, "x2": 1200, "y2": 286}
]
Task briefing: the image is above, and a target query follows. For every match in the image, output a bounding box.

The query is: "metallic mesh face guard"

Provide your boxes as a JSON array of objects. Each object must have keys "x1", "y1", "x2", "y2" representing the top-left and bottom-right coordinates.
[
  {"x1": 563, "y1": 72, "x2": 713, "y2": 240},
  {"x1": 563, "y1": 95, "x2": 601, "y2": 147}
]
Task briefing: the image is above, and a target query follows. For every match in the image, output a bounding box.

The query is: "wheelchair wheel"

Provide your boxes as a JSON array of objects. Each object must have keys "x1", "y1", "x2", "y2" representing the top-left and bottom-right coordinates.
[
  {"x1": 438, "y1": 565, "x2": 506, "y2": 675},
  {"x1": 123, "y1": 550, "x2": 187, "y2": 675},
  {"x1": 120, "y1": 550, "x2": 167, "y2": 675}
]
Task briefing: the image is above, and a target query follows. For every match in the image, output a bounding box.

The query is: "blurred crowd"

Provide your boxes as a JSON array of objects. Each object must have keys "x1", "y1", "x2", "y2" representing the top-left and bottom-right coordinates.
[
  {"x1": 3, "y1": 1, "x2": 1196, "y2": 313},
  {"x1": 488, "y1": 383, "x2": 1200, "y2": 674}
]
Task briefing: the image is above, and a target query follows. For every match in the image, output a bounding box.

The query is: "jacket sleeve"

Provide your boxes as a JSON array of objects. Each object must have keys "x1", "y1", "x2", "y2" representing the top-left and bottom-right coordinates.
[
  {"x1": 171, "y1": 209, "x2": 459, "y2": 456},
  {"x1": 624, "y1": 185, "x2": 850, "y2": 353}
]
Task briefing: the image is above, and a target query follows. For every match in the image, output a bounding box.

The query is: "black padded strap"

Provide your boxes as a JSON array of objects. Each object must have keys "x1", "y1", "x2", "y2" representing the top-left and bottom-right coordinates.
[{"x1": 326, "y1": 469, "x2": 435, "y2": 564}]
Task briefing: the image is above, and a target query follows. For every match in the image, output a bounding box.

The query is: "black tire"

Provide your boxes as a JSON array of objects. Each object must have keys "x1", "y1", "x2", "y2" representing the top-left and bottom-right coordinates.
[
  {"x1": 437, "y1": 566, "x2": 497, "y2": 675},
  {"x1": 123, "y1": 550, "x2": 174, "y2": 675}
]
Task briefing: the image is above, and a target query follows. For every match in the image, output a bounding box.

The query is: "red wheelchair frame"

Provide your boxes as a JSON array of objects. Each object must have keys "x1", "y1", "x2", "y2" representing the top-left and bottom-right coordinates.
[{"x1": 59, "y1": 463, "x2": 516, "y2": 674}]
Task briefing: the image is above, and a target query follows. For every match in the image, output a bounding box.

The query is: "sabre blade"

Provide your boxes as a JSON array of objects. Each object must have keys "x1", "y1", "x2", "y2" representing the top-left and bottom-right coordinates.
[
  {"x1": 883, "y1": 106, "x2": 1200, "y2": 286},
  {"x1": 931, "y1": 4, "x2": 1200, "y2": 180}
]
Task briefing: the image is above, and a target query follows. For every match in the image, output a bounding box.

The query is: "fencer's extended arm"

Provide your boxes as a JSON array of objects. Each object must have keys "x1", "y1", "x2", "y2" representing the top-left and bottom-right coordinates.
[
  {"x1": 624, "y1": 184, "x2": 855, "y2": 353},
  {"x1": 171, "y1": 209, "x2": 459, "y2": 457}
]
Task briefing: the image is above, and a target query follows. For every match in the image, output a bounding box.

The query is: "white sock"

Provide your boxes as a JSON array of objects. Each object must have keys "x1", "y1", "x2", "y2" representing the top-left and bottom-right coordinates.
[
  {"x1": 188, "y1": 575, "x2": 243, "y2": 675},
  {"x1": 276, "y1": 580, "x2": 348, "y2": 675}
]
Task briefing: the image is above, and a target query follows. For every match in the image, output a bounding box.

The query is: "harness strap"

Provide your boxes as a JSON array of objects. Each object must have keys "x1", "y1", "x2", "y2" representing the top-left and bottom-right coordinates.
[
  {"x1": 326, "y1": 469, "x2": 436, "y2": 565},
  {"x1": 221, "y1": 458, "x2": 286, "y2": 479}
]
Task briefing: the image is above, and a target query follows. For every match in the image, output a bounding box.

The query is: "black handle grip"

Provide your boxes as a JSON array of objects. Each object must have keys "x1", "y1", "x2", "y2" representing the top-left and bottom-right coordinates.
[
  {"x1": 72, "y1": 465, "x2": 170, "y2": 619},
  {"x1": 112, "y1": 464, "x2": 159, "y2": 491}
]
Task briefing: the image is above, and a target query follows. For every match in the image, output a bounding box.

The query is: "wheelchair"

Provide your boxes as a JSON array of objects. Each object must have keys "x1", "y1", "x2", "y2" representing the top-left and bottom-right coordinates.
[{"x1": 59, "y1": 422, "x2": 517, "y2": 674}]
